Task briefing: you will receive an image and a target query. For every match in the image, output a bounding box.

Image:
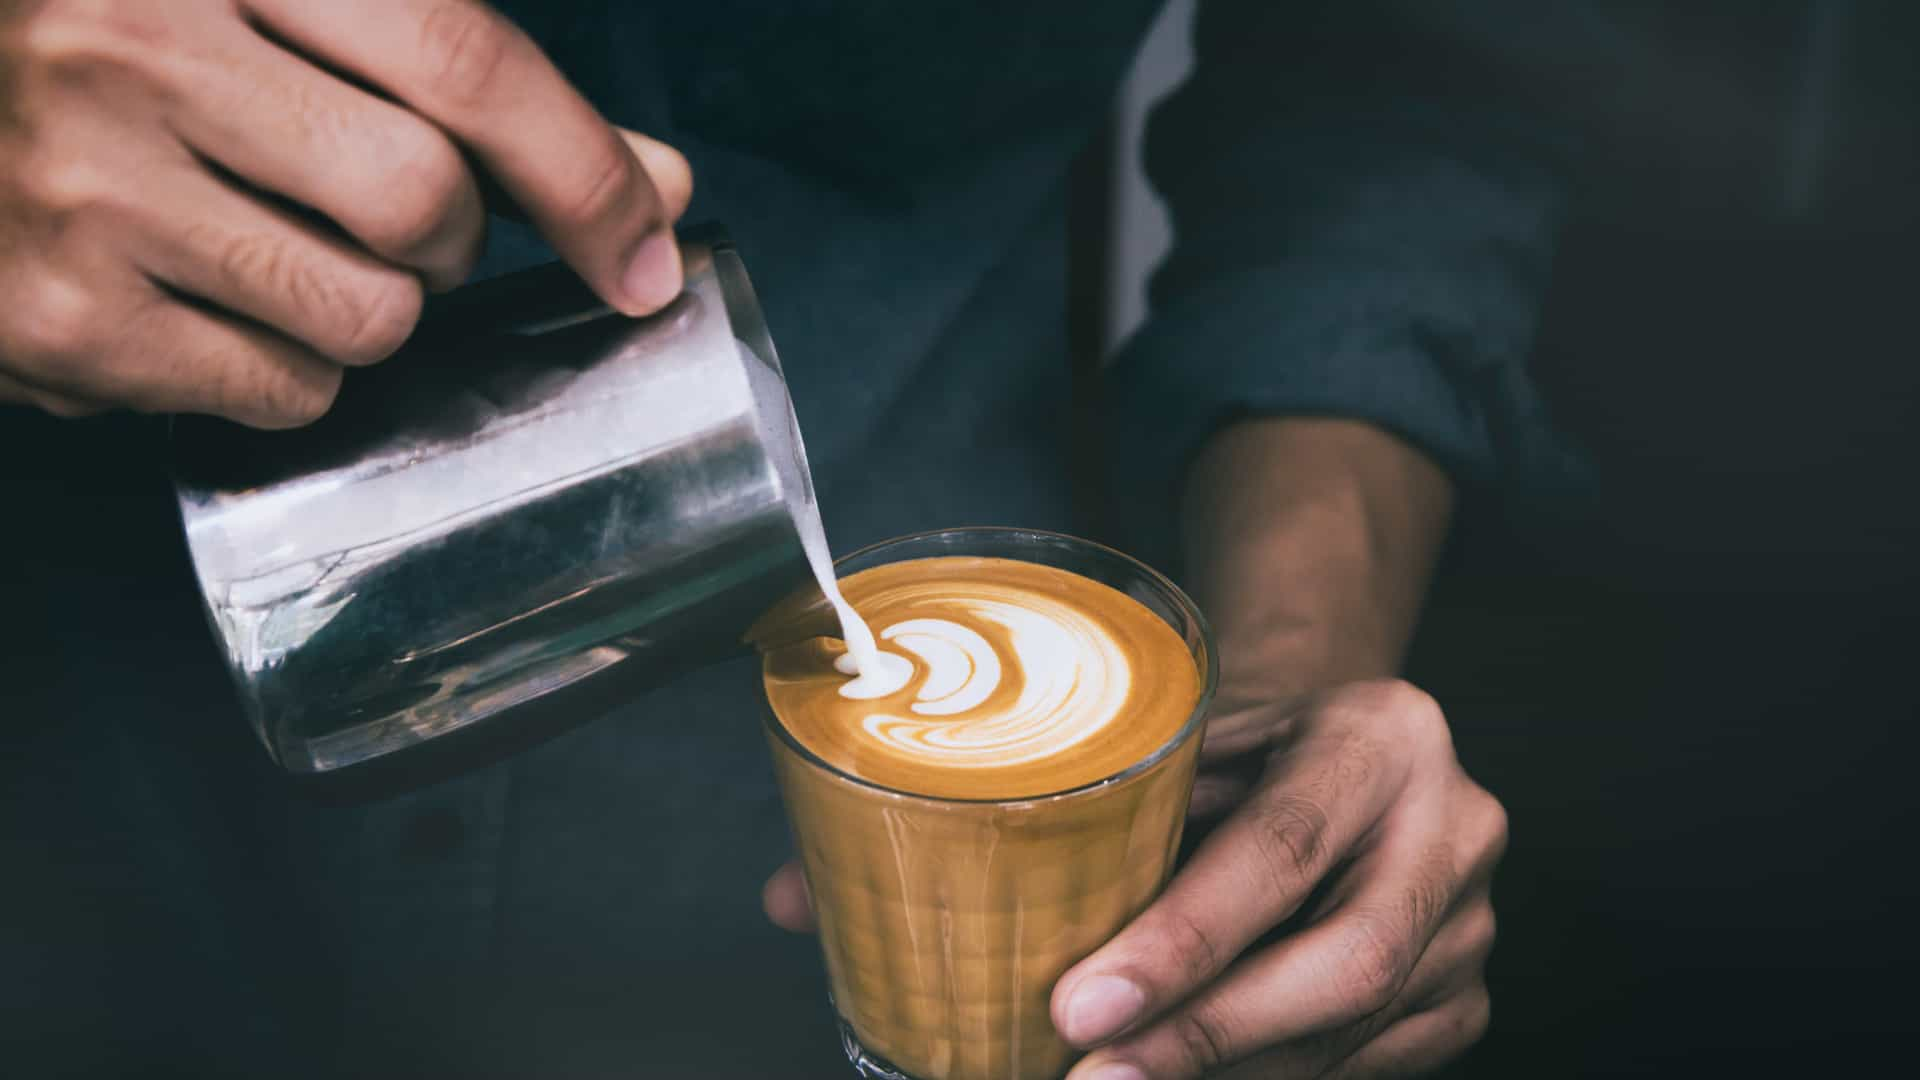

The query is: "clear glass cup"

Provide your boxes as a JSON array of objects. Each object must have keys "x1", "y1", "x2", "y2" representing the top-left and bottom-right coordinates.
[{"x1": 762, "y1": 528, "x2": 1216, "y2": 1080}]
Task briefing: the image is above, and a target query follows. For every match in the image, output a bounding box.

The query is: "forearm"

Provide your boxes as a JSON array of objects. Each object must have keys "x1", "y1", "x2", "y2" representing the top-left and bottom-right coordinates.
[{"x1": 1181, "y1": 417, "x2": 1453, "y2": 714}]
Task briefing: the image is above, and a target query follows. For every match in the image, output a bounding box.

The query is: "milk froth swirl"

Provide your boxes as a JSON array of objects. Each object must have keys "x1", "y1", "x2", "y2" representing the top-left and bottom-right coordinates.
[
  {"x1": 833, "y1": 597, "x2": 1129, "y2": 769},
  {"x1": 763, "y1": 556, "x2": 1199, "y2": 799}
]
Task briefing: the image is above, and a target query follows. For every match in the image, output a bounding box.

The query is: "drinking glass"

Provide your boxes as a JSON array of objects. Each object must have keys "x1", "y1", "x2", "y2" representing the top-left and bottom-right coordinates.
[{"x1": 763, "y1": 527, "x2": 1216, "y2": 1080}]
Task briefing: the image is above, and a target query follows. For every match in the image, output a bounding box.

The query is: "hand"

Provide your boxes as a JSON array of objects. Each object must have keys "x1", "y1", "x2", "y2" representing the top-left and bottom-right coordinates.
[
  {"x1": 0, "y1": 0, "x2": 692, "y2": 427},
  {"x1": 1051, "y1": 679, "x2": 1506, "y2": 1079}
]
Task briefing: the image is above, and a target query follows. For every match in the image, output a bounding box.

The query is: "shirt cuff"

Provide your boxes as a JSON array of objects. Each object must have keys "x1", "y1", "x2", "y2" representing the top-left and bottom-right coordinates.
[{"x1": 1102, "y1": 262, "x2": 1590, "y2": 564}]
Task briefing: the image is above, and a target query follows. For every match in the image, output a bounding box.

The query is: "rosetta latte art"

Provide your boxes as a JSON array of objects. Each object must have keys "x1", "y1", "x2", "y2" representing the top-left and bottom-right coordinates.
[
  {"x1": 832, "y1": 599, "x2": 1132, "y2": 769},
  {"x1": 762, "y1": 556, "x2": 1200, "y2": 799}
]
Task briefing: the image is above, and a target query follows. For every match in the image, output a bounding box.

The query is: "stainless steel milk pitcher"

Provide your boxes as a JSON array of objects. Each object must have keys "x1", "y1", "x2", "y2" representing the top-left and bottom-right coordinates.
[{"x1": 172, "y1": 227, "x2": 815, "y2": 775}]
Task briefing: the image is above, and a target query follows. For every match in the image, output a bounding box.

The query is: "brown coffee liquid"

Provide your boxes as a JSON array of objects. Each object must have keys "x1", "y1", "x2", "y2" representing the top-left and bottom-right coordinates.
[{"x1": 764, "y1": 556, "x2": 1204, "y2": 1079}]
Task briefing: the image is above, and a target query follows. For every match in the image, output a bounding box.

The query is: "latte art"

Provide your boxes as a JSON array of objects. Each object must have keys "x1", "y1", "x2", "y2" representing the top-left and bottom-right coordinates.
[
  {"x1": 834, "y1": 599, "x2": 1131, "y2": 769},
  {"x1": 763, "y1": 556, "x2": 1200, "y2": 799},
  {"x1": 870, "y1": 618, "x2": 1002, "y2": 715}
]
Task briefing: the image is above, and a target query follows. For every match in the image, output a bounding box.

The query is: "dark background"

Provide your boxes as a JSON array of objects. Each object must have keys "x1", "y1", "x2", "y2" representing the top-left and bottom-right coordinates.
[
  {"x1": 6, "y1": 5, "x2": 1920, "y2": 1078},
  {"x1": 1419, "y1": 214, "x2": 1920, "y2": 1076},
  {"x1": 1416, "y1": 5, "x2": 1920, "y2": 1070}
]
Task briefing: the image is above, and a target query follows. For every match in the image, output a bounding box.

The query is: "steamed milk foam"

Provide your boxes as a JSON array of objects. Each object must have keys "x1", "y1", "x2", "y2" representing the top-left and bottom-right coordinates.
[
  {"x1": 766, "y1": 557, "x2": 1195, "y2": 799},
  {"x1": 763, "y1": 556, "x2": 1202, "y2": 1079},
  {"x1": 832, "y1": 579, "x2": 1129, "y2": 771}
]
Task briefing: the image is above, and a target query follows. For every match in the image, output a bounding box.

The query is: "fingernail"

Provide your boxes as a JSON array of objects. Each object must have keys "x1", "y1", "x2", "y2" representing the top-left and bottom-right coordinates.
[
  {"x1": 1071, "y1": 1060, "x2": 1147, "y2": 1080},
  {"x1": 1064, "y1": 975, "x2": 1146, "y2": 1045},
  {"x1": 620, "y1": 230, "x2": 682, "y2": 314}
]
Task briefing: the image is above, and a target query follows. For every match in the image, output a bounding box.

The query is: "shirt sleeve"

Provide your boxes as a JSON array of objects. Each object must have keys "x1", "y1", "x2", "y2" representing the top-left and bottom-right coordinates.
[{"x1": 1105, "y1": 0, "x2": 1593, "y2": 547}]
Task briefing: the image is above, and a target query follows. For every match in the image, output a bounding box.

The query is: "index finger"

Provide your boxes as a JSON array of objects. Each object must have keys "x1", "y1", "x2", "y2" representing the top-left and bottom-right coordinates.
[
  {"x1": 244, "y1": 0, "x2": 691, "y2": 315},
  {"x1": 1050, "y1": 721, "x2": 1410, "y2": 1049}
]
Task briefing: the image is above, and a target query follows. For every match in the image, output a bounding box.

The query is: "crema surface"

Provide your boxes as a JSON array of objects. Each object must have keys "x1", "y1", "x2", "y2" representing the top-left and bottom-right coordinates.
[{"x1": 763, "y1": 556, "x2": 1198, "y2": 799}]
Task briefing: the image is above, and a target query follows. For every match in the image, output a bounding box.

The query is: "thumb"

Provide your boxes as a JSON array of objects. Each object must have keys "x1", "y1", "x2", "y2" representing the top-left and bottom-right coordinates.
[
  {"x1": 617, "y1": 128, "x2": 694, "y2": 224},
  {"x1": 470, "y1": 128, "x2": 693, "y2": 312},
  {"x1": 762, "y1": 859, "x2": 816, "y2": 932}
]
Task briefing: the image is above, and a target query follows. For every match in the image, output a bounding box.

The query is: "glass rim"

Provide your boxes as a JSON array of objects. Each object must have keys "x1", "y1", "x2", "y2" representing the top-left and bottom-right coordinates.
[{"x1": 760, "y1": 526, "x2": 1218, "y2": 806}]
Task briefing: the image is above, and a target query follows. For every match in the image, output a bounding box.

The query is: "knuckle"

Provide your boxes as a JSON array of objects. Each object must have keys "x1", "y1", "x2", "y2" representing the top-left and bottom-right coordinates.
[
  {"x1": 1466, "y1": 900, "x2": 1498, "y2": 963},
  {"x1": 1384, "y1": 679, "x2": 1447, "y2": 731},
  {"x1": 248, "y1": 73, "x2": 363, "y2": 178},
  {"x1": 1246, "y1": 790, "x2": 1331, "y2": 890},
  {"x1": 1171, "y1": 1004, "x2": 1237, "y2": 1074},
  {"x1": 1331, "y1": 910, "x2": 1413, "y2": 1017},
  {"x1": 287, "y1": 373, "x2": 342, "y2": 427},
  {"x1": 332, "y1": 277, "x2": 422, "y2": 366},
  {"x1": 1348, "y1": 678, "x2": 1453, "y2": 755},
  {"x1": 1153, "y1": 905, "x2": 1225, "y2": 988},
  {"x1": 251, "y1": 360, "x2": 341, "y2": 429},
  {"x1": 1323, "y1": 729, "x2": 1382, "y2": 800},
  {"x1": 416, "y1": 0, "x2": 517, "y2": 111},
  {"x1": 366, "y1": 128, "x2": 470, "y2": 256},
  {"x1": 19, "y1": 0, "x2": 172, "y2": 77},
  {"x1": 16, "y1": 1, "x2": 106, "y2": 65},
  {"x1": 1403, "y1": 843, "x2": 1459, "y2": 934},
  {"x1": 1340, "y1": 678, "x2": 1439, "y2": 720},
  {"x1": 12, "y1": 278, "x2": 101, "y2": 361},
  {"x1": 1477, "y1": 790, "x2": 1511, "y2": 863},
  {"x1": 200, "y1": 223, "x2": 284, "y2": 295},
  {"x1": 560, "y1": 143, "x2": 644, "y2": 229},
  {"x1": 199, "y1": 220, "x2": 420, "y2": 366},
  {"x1": 17, "y1": 150, "x2": 110, "y2": 216}
]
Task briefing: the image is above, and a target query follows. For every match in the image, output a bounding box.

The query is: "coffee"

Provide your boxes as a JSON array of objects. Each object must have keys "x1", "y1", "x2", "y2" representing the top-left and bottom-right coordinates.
[
  {"x1": 766, "y1": 557, "x2": 1196, "y2": 799},
  {"x1": 763, "y1": 548, "x2": 1208, "y2": 1080}
]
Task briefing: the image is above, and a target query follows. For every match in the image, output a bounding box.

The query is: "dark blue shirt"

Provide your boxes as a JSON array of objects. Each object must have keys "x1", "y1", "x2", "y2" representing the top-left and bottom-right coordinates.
[{"x1": 327, "y1": 5, "x2": 1575, "y2": 1073}]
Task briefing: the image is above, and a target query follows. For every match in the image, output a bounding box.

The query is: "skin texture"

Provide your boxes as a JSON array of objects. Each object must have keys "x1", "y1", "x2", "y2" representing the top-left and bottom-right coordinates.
[
  {"x1": 766, "y1": 418, "x2": 1505, "y2": 1078},
  {"x1": 0, "y1": 0, "x2": 692, "y2": 427}
]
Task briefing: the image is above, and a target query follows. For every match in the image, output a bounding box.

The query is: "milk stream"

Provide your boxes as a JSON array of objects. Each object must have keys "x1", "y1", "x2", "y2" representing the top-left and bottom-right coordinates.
[
  {"x1": 795, "y1": 506, "x2": 911, "y2": 698},
  {"x1": 741, "y1": 337, "x2": 910, "y2": 698}
]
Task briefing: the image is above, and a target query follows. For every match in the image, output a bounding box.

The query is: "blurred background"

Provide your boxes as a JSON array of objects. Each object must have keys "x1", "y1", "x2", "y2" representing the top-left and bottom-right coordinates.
[{"x1": 5, "y1": 1, "x2": 1918, "y2": 1076}]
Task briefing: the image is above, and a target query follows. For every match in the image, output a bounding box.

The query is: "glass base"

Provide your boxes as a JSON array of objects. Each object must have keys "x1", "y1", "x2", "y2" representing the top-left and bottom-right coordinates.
[{"x1": 838, "y1": 1016, "x2": 921, "y2": 1080}]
